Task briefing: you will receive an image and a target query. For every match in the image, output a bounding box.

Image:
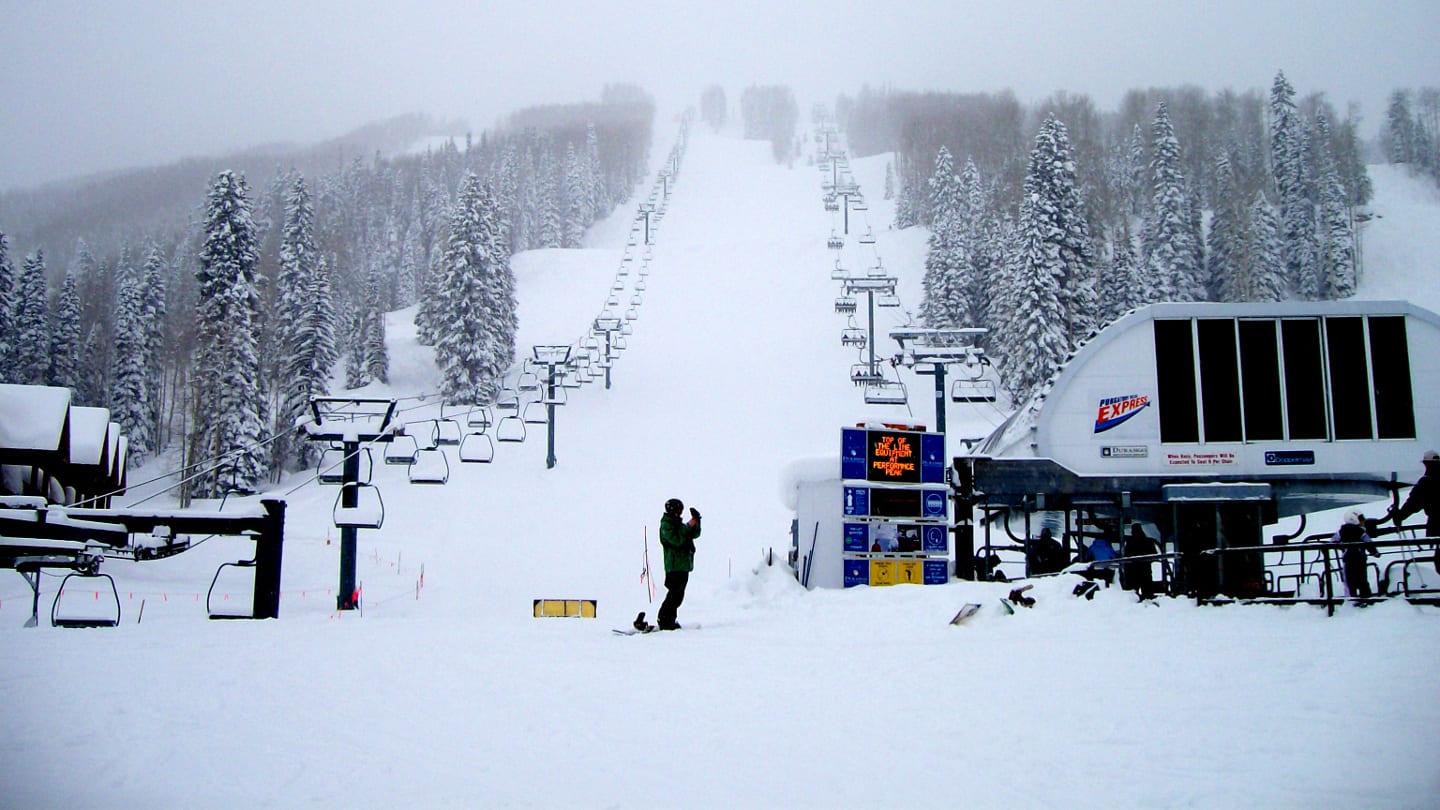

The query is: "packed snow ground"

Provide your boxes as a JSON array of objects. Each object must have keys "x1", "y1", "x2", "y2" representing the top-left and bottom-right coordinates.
[{"x1": 3, "y1": 120, "x2": 1440, "y2": 809}]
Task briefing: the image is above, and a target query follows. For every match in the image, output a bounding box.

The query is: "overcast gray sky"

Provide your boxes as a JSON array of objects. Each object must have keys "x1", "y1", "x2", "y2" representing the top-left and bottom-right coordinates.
[{"x1": 2, "y1": 0, "x2": 1437, "y2": 192}]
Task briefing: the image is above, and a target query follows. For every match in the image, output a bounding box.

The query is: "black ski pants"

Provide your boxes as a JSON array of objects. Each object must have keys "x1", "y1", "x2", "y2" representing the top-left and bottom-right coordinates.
[{"x1": 658, "y1": 570, "x2": 688, "y2": 628}]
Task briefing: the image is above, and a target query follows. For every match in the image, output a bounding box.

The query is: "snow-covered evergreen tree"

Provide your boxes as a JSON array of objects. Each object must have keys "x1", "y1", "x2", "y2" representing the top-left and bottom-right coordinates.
[
  {"x1": 997, "y1": 192, "x2": 1068, "y2": 401},
  {"x1": 920, "y1": 147, "x2": 969, "y2": 329},
  {"x1": 1142, "y1": 102, "x2": 1201, "y2": 302},
  {"x1": 539, "y1": 161, "x2": 564, "y2": 249},
  {"x1": 434, "y1": 173, "x2": 517, "y2": 404},
  {"x1": 1105, "y1": 218, "x2": 1146, "y2": 323},
  {"x1": 894, "y1": 171, "x2": 918, "y2": 229},
  {"x1": 957, "y1": 157, "x2": 991, "y2": 329},
  {"x1": 1383, "y1": 90, "x2": 1415, "y2": 165},
  {"x1": 1207, "y1": 153, "x2": 1247, "y2": 301},
  {"x1": 1271, "y1": 71, "x2": 1315, "y2": 298},
  {"x1": 191, "y1": 170, "x2": 267, "y2": 497},
  {"x1": 363, "y1": 267, "x2": 389, "y2": 385},
  {"x1": 140, "y1": 245, "x2": 168, "y2": 452},
  {"x1": 1032, "y1": 116, "x2": 1096, "y2": 346},
  {"x1": 0, "y1": 231, "x2": 16, "y2": 382},
  {"x1": 1313, "y1": 112, "x2": 1357, "y2": 299},
  {"x1": 274, "y1": 176, "x2": 337, "y2": 470},
  {"x1": 883, "y1": 161, "x2": 895, "y2": 201},
  {"x1": 586, "y1": 123, "x2": 611, "y2": 221},
  {"x1": 1245, "y1": 192, "x2": 1286, "y2": 302},
  {"x1": 47, "y1": 271, "x2": 82, "y2": 392},
  {"x1": 15, "y1": 252, "x2": 51, "y2": 386},
  {"x1": 112, "y1": 263, "x2": 153, "y2": 464},
  {"x1": 993, "y1": 116, "x2": 1091, "y2": 401},
  {"x1": 344, "y1": 303, "x2": 369, "y2": 390},
  {"x1": 563, "y1": 143, "x2": 588, "y2": 248}
]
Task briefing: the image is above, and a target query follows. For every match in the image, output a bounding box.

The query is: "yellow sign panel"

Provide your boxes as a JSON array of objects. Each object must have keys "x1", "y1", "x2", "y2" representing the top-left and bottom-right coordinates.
[
  {"x1": 870, "y1": 560, "x2": 896, "y2": 586},
  {"x1": 896, "y1": 560, "x2": 922, "y2": 585},
  {"x1": 533, "y1": 599, "x2": 597, "y2": 618}
]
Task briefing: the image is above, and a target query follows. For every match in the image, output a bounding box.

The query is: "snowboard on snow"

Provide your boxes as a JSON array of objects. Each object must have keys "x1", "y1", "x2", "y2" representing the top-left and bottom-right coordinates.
[
  {"x1": 612, "y1": 611, "x2": 700, "y2": 635},
  {"x1": 948, "y1": 603, "x2": 982, "y2": 625}
]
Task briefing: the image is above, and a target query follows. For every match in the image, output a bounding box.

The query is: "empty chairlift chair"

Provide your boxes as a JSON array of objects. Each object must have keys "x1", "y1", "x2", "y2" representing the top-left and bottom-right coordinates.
[
  {"x1": 951, "y1": 377, "x2": 998, "y2": 403},
  {"x1": 522, "y1": 400, "x2": 549, "y2": 425},
  {"x1": 50, "y1": 562, "x2": 121, "y2": 628},
  {"x1": 835, "y1": 296, "x2": 857, "y2": 315},
  {"x1": 496, "y1": 412, "x2": 527, "y2": 443},
  {"x1": 433, "y1": 418, "x2": 462, "y2": 446},
  {"x1": 495, "y1": 388, "x2": 521, "y2": 412},
  {"x1": 408, "y1": 447, "x2": 450, "y2": 484},
  {"x1": 828, "y1": 232, "x2": 844, "y2": 250},
  {"x1": 332, "y1": 481, "x2": 385, "y2": 529},
  {"x1": 459, "y1": 431, "x2": 495, "y2": 463},
  {"x1": 318, "y1": 445, "x2": 372, "y2": 485},
  {"x1": 858, "y1": 227, "x2": 876, "y2": 245},
  {"x1": 466, "y1": 405, "x2": 494, "y2": 431},
  {"x1": 864, "y1": 380, "x2": 908, "y2": 406},
  {"x1": 384, "y1": 433, "x2": 420, "y2": 465},
  {"x1": 207, "y1": 558, "x2": 256, "y2": 619}
]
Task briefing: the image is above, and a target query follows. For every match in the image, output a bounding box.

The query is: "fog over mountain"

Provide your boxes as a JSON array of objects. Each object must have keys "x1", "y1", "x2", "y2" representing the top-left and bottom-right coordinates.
[{"x1": 2, "y1": 0, "x2": 1437, "y2": 192}]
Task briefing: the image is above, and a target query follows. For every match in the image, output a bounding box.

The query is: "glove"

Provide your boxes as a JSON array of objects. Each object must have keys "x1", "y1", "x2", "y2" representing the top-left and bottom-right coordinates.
[{"x1": 689, "y1": 507, "x2": 701, "y2": 520}]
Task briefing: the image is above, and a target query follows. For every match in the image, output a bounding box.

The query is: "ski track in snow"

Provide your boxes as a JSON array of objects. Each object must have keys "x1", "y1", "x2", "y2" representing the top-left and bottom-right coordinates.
[{"x1": 3, "y1": 124, "x2": 1440, "y2": 809}]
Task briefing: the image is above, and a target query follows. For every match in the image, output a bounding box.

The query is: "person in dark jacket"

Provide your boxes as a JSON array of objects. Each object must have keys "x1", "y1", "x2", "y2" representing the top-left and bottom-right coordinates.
[
  {"x1": 1333, "y1": 510, "x2": 1381, "y2": 598},
  {"x1": 1390, "y1": 450, "x2": 1439, "y2": 571},
  {"x1": 1121, "y1": 523, "x2": 1159, "y2": 598},
  {"x1": 657, "y1": 497, "x2": 701, "y2": 630},
  {"x1": 1027, "y1": 527, "x2": 1065, "y2": 576}
]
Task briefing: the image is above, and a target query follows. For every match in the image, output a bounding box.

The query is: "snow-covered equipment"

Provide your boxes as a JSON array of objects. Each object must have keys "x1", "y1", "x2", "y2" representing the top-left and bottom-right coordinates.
[
  {"x1": 458, "y1": 432, "x2": 494, "y2": 464},
  {"x1": 384, "y1": 433, "x2": 420, "y2": 465},
  {"x1": 332, "y1": 481, "x2": 384, "y2": 530},
  {"x1": 407, "y1": 448, "x2": 450, "y2": 485}
]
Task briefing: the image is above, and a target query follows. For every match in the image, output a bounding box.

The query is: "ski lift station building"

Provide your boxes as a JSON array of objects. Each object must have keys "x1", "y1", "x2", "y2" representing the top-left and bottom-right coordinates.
[{"x1": 791, "y1": 300, "x2": 1440, "y2": 591}]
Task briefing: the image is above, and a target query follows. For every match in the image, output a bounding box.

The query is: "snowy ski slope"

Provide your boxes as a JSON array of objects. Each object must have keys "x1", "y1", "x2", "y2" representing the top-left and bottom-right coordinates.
[{"x1": 2, "y1": 121, "x2": 1439, "y2": 809}]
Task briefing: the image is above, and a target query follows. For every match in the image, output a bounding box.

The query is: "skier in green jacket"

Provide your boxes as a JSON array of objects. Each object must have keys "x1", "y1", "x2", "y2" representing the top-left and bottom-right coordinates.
[{"x1": 657, "y1": 497, "x2": 701, "y2": 630}]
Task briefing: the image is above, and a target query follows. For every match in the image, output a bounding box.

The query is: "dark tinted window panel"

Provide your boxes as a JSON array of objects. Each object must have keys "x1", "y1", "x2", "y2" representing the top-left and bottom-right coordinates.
[
  {"x1": 1154, "y1": 320, "x2": 1199, "y2": 443},
  {"x1": 1325, "y1": 317, "x2": 1373, "y2": 440},
  {"x1": 1281, "y1": 320, "x2": 1327, "y2": 440},
  {"x1": 1368, "y1": 316, "x2": 1416, "y2": 439},
  {"x1": 1238, "y1": 320, "x2": 1284, "y2": 441},
  {"x1": 1196, "y1": 319, "x2": 1243, "y2": 442}
]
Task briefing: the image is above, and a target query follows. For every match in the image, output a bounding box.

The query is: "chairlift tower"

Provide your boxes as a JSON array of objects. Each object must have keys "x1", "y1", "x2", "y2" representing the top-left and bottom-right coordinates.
[
  {"x1": 836, "y1": 186, "x2": 862, "y2": 235},
  {"x1": 843, "y1": 276, "x2": 898, "y2": 383},
  {"x1": 593, "y1": 316, "x2": 623, "y2": 389},
  {"x1": 303, "y1": 397, "x2": 396, "y2": 611},
  {"x1": 888, "y1": 328, "x2": 988, "y2": 436},
  {"x1": 532, "y1": 345, "x2": 572, "y2": 469},
  {"x1": 639, "y1": 203, "x2": 655, "y2": 245}
]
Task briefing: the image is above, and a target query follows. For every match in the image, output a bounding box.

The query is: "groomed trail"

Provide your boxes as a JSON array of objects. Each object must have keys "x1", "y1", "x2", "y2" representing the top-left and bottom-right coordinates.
[{"x1": 2, "y1": 124, "x2": 1439, "y2": 809}]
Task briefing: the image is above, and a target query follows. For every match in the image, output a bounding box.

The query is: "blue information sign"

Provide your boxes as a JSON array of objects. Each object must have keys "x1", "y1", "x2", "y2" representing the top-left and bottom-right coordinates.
[
  {"x1": 843, "y1": 523, "x2": 869, "y2": 553},
  {"x1": 843, "y1": 486, "x2": 870, "y2": 517},
  {"x1": 844, "y1": 559, "x2": 869, "y2": 588},
  {"x1": 921, "y1": 433, "x2": 946, "y2": 483},
  {"x1": 841, "y1": 429, "x2": 868, "y2": 480},
  {"x1": 923, "y1": 559, "x2": 948, "y2": 585},
  {"x1": 1265, "y1": 450, "x2": 1315, "y2": 466},
  {"x1": 922, "y1": 524, "x2": 948, "y2": 553},
  {"x1": 921, "y1": 489, "x2": 947, "y2": 520}
]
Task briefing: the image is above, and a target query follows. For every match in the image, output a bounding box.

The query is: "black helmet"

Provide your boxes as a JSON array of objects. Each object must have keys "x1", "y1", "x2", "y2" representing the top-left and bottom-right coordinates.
[{"x1": 665, "y1": 498, "x2": 684, "y2": 515}]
